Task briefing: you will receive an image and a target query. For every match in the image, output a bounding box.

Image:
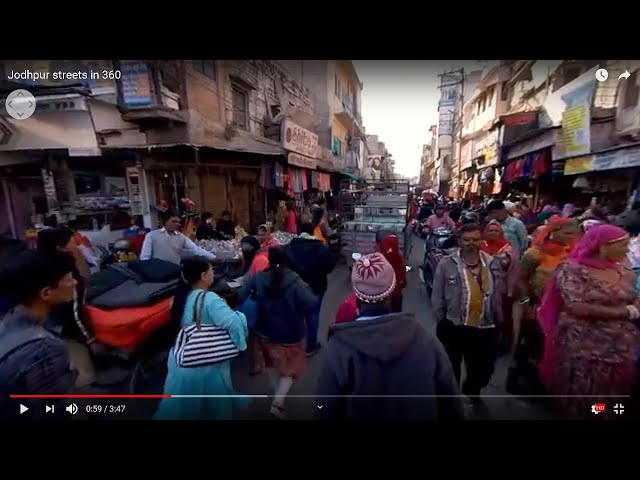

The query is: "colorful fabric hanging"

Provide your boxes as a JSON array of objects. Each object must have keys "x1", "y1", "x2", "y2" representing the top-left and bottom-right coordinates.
[{"x1": 274, "y1": 162, "x2": 285, "y2": 188}]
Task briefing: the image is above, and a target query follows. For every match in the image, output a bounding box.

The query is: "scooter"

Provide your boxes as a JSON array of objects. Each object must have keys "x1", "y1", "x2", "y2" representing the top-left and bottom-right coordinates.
[{"x1": 419, "y1": 227, "x2": 457, "y2": 296}]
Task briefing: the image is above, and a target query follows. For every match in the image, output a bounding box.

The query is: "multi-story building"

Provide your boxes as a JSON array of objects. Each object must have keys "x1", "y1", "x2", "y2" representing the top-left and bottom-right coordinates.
[
  {"x1": 420, "y1": 125, "x2": 438, "y2": 189},
  {"x1": 0, "y1": 60, "x2": 315, "y2": 239},
  {"x1": 278, "y1": 60, "x2": 365, "y2": 176},
  {"x1": 456, "y1": 65, "x2": 511, "y2": 197}
]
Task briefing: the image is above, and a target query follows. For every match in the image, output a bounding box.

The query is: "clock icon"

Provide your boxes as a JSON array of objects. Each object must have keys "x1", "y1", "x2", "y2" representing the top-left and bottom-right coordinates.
[{"x1": 595, "y1": 69, "x2": 609, "y2": 82}]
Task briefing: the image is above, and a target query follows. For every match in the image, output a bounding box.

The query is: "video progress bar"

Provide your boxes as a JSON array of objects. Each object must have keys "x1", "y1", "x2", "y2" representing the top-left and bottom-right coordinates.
[{"x1": 10, "y1": 394, "x2": 632, "y2": 399}]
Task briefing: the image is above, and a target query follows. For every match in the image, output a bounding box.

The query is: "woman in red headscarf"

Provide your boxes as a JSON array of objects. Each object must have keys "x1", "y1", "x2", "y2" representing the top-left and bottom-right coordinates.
[
  {"x1": 537, "y1": 224, "x2": 640, "y2": 418},
  {"x1": 377, "y1": 234, "x2": 407, "y2": 313},
  {"x1": 481, "y1": 220, "x2": 518, "y2": 352}
]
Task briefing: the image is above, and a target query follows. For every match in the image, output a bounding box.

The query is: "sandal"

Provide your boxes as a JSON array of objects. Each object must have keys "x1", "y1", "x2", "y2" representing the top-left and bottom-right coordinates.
[{"x1": 270, "y1": 403, "x2": 287, "y2": 419}]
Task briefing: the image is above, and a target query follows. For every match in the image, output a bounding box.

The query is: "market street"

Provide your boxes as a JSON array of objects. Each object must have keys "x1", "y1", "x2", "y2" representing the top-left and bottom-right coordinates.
[{"x1": 231, "y1": 234, "x2": 553, "y2": 420}]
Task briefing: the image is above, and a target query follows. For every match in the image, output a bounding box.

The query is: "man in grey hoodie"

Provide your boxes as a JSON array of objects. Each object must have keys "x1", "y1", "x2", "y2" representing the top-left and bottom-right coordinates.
[{"x1": 316, "y1": 252, "x2": 464, "y2": 420}]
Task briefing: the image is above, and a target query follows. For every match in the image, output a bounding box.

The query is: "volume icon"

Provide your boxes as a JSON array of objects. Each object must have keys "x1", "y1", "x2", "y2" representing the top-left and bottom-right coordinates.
[{"x1": 66, "y1": 403, "x2": 78, "y2": 415}]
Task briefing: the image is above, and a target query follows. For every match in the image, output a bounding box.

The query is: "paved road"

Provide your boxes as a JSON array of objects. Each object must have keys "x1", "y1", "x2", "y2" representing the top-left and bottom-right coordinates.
[
  {"x1": 230, "y1": 235, "x2": 553, "y2": 420},
  {"x1": 98, "y1": 234, "x2": 552, "y2": 419}
]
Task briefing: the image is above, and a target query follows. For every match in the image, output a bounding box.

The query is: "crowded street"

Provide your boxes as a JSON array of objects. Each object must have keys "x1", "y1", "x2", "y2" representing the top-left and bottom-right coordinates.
[
  {"x1": 230, "y1": 235, "x2": 552, "y2": 420},
  {"x1": 2, "y1": 60, "x2": 640, "y2": 421}
]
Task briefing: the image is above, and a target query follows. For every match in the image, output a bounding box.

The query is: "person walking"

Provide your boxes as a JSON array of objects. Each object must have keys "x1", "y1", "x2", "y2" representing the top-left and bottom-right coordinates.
[
  {"x1": 537, "y1": 224, "x2": 640, "y2": 418},
  {"x1": 237, "y1": 247, "x2": 317, "y2": 419},
  {"x1": 154, "y1": 257, "x2": 249, "y2": 420},
  {"x1": 376, "y1": 234, "x2": 407, "y2": 312},
  {"x1": 486, "y1": 200, "x2": 529, "y2": 257},
  {"x1": 431, "y1": 223, "x2": 504, "y2": 404},
  {"x1": 285, "y1": 223, "x2": 337, "y2": 355},
  {"x1": 316, "y1": 252, "x2": 464, "y2": 420}
]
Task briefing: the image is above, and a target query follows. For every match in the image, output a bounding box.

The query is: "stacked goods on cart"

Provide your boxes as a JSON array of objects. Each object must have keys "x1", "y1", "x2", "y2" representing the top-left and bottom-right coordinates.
[
  {"x1": 196, "y1": 239, "x2": 243, "y2": 260},
  {"x1": 272, "y1": 231, "x2": 296, "y2": 245}
]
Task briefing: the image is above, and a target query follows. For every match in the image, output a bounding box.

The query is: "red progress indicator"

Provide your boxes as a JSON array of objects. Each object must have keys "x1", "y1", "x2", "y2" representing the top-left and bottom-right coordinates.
[{"x1": 10, "y1": 394, "x2": 171, "y2": 399}]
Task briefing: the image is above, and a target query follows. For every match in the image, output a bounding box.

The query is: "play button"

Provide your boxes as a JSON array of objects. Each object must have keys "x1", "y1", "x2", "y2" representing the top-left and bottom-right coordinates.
[{"x1": 19, "y1": 404, "x2": 28, "y2": 415}]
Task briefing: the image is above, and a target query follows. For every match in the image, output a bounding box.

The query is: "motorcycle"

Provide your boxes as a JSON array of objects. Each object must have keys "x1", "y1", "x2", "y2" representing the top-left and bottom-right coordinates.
[{"x1": 419, "y1": 227, "x2": 457, "y2": 296}]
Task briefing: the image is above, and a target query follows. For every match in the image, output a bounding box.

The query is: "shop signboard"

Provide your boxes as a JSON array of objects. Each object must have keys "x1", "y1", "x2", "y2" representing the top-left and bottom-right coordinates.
[
  {"x1": 126, "y1": 166, "x2": 143, "y2": 215},
  {"x1": 438, "y1": 72, "x2": 463, "y2": 108},
  {"x1": 561, "y1": 81, "x2": 596, "y2": 157},
  {"x1": 476, "y1": 130, "x2": 499, "y2": 167},
  {"x1": 460, "y1": 141, "x2": 474, "y2": 170},
  {"x1": 563, "y1": 155, "x2": 594, "y2": 175},
  {"x1": 281, "y1": 119, "x2": 318, "y2": 158},
  {"x1": 120, "y1": 62, "x2": 153, "y2": 107},
  {"x1": 288, "y1": 152, "x2": 317, "y2": 170},
  {"x1": 592, "y1": 146, "x2": 640, "y2": 172}
]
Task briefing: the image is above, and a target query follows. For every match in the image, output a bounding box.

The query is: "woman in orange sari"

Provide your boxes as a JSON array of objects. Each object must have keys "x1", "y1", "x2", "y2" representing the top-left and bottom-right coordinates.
[
  {"x1": 507, "y1": 215, "x2": 578, "y2": 394},
  {"x1": 481, "y1": 220, "x2": 518, "y2": 353}
]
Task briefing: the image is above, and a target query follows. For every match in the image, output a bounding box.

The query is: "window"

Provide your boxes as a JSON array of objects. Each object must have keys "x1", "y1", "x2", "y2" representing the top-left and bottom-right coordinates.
[
  {"x1": 231, "y1": 86, "x2": 248, "y2": 130},
  {"x1": 624, "y1": 71, "x2": 639, "y2": 109},
  {"x1": 191, "y1": 60, "x2": 216, "y2": 80},
  {"x1": 500, "y1": 83, "x2": 510, "y2": 101},
  {"x1": 332, "y1": 136, "x2": 343, "y2": 156},
  {"x1": 487, "y1": 86, "x2": 494, "y2": 106}
]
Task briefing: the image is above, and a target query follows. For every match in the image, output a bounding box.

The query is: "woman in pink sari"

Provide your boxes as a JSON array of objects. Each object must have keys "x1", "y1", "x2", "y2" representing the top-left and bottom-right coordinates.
[{"x1": 538, "y1": 224, "x2": 640, "y2": 418}]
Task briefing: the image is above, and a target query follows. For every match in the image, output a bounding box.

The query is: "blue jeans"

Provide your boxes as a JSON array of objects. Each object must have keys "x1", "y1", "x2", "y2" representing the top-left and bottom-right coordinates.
[{"x1": 306, "y1": 293, "x2": 324, "y2": 352}]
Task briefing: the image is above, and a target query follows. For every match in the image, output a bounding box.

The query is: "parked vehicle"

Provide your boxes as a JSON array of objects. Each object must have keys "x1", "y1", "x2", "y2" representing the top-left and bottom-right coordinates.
[
  {"x1": 340, "y1": 180, "x2": 410, "y2": 267},
  {"x1": 419, "y1": 227, "x2": 457, "y2": 296}
]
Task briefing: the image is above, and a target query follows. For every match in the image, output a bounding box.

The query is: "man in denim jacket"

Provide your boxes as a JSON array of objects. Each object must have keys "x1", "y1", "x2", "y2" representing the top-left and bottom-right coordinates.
[{"x1": 0, "y1": 251, "x2": 78, "y2": 419}]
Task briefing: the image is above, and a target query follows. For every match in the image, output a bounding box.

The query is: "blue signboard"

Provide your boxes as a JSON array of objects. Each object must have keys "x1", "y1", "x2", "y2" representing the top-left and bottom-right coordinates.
[{"x1": 120, "y1": 62, "x2": 153, "y2": 107}]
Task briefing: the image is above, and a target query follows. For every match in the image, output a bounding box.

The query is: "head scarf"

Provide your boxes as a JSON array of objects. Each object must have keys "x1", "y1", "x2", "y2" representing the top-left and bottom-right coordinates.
[
  {"x1": 377, "y1": 235, "x2": 407, "y2": 292},
  {"x1": 537, "y1": 223, "x2": 629, "y2": 368},
  {"x1": 562, "y1": 203, "x2": 576, "y2": 217},
  {"x1": 581, "y1": 219, "x2": 603, "y2": 233},
  {"x1": 481, "y1": 219, "x2": 510, "y2": 256},
  {"x1": 532, "y1": 215, "x2": 575, "y2": 249},
  {"x1": 567, "y1": 224, "x2": 628, "y2": 270}
]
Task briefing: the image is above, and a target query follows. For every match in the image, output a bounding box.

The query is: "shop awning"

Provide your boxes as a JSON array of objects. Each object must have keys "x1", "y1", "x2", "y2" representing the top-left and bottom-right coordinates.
[{"x1": 340, "y1": 171, "x2": 364, "y2": 182}]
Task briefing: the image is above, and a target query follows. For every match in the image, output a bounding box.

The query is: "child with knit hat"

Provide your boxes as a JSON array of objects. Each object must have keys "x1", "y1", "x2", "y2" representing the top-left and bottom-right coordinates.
[{"x1": 316, "y1": 253, "x2": 464, "y2": 420}]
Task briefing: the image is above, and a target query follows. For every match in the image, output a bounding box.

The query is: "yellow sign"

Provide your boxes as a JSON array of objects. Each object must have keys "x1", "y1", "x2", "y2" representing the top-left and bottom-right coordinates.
[
  {"x1": 563, "y1": 155, "x2": 594, "y2": 175},
  {"x1": 562, "y1": 105, "x2": 590, "y2": 156}
]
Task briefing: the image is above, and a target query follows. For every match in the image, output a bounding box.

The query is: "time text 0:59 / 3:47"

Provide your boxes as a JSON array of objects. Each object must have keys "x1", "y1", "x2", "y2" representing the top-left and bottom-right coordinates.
[{"x1": 85, "y1": 404, "x2": 126, "y2": 415}]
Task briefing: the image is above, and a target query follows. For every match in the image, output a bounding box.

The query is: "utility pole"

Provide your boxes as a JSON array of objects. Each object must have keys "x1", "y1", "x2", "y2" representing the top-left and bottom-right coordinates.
[{"x1": 438, "y1": 68, "x2": 465, "y2": 199}]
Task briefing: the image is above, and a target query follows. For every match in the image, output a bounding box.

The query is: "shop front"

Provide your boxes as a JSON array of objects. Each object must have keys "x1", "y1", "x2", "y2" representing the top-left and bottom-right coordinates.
[
  {"x1": 562, "y1": 144, "x2": 640, "y2": 208},
  {"x1": 139, "y1": 145, "x2": 266, "y2": 233}
]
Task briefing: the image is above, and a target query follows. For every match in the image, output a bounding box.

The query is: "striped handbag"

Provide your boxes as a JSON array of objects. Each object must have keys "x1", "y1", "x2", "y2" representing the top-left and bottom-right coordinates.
[{"x1": 174, "y1": 291, "x2": 240, "y2": 367}]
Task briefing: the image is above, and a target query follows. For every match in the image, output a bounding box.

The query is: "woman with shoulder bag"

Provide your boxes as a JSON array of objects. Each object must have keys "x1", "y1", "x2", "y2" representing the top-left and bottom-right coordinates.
[{"x1": 154, "y1": 257, "x2": 249, "y2": 420}]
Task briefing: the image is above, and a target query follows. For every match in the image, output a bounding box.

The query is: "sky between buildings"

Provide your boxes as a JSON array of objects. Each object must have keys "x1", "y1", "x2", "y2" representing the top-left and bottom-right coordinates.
[{"x1": 353, "y1": 60, "x2": 491, "y2": 178}]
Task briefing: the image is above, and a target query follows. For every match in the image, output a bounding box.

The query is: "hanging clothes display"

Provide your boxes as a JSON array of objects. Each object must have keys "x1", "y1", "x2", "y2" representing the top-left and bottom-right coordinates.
[
  {"x1": 317, "y1": 172, "x2": 331, "y2": 192},
  {"x1": 288, "y1": 167, "x2": 307, "y2": 194},
  {"x1": 259, "y1": 163, "x2": 275, "y2": 189},
  {"x1": 274, "y1": 162, "x2": 285, "y2": 188}
]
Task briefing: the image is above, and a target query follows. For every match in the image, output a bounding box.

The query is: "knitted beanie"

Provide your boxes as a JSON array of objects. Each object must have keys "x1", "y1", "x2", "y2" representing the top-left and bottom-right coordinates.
[{"x1": 351, "y1": 252, "x2": 397, "y2": 304}]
